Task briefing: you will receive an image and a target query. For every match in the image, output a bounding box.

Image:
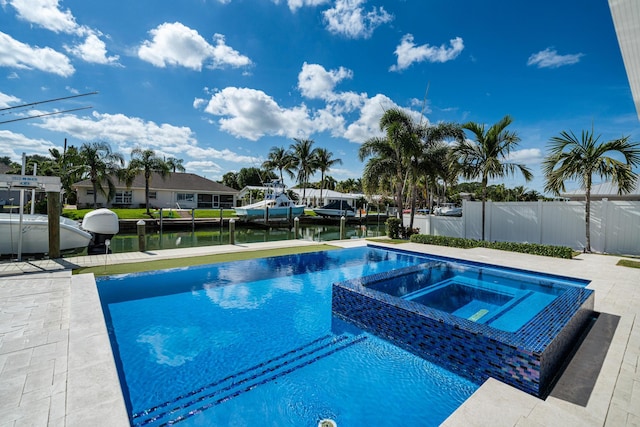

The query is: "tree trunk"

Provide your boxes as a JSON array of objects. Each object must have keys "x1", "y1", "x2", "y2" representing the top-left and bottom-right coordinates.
[
  {"x1": 92, "y1": 180, "x2": 98, "y2": 208},
  {"x1": 585, "y1": 178, "x2": 592, "y2": 253},
  {"x1": 409, "y1": 185, "x2": 416, "y2": 231},
  {"x1": 481, "y1": 177, "x2": 488, "y2": 241},
  {"x1": 145, "y1": 170, "x2": 151, "y2": 214}
]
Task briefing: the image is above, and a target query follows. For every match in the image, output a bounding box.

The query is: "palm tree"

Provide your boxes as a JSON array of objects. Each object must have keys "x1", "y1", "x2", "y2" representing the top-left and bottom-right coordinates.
[
  {"x1": 262, "y1": 146, "x2": 295, "y2": 183},
  {"x1": 125, "y1": 148, "x2": 171, "y2": 214},
  {"x1": 543, "y1": 129, "x2": 640, "y2": 252},
  {"x1": 77, "y1": 142, "x2": 125, "y2": 208},
  {"x1": 454, "y1": 115, "x2": 533, "y2": 240},
  {"x1": 359, "y1": 108, "x2": 423, "y2": 225},
  {"x1": 290, "y1": 138, "x2": 320, "y2": 203},
  {"x1": 165, "y1": 157, "x2": 186, "y2": 173},
  {"x1": 315, "y1": 148, "x2": 342, "y2": 204}
]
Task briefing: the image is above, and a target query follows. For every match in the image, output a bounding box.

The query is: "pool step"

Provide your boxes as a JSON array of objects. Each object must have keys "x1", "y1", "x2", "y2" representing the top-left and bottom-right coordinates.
[{"x1": 132, "y1": 333, "x2": 367, "y2": 426}]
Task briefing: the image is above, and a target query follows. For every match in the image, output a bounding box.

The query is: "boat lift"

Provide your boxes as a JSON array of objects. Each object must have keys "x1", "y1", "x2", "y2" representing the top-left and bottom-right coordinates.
[{"x1": 1, "y1": 173, "x2": 63, "y2": 261}]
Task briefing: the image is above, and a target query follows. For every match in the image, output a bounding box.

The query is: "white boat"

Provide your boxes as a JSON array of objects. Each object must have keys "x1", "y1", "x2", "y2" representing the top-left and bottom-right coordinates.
[
  {"x1": 0, "y1": 213, "x2": 92, "y2": 256},
  {"x1": 0, "y1": 208, "x2": 120, "y2": 256},
  {"x1": 235, "y1": 180, "x2": 305, "y2": 221},
  {"x1": 434, "y1": 203, "x2": 462, "y2": 217},
  {"x1": 313, "y1": 200, "x2": 356, "y2": 217}
]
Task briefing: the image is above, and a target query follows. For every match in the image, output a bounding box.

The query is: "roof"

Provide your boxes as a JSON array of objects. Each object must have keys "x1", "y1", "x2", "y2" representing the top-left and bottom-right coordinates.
[
  {"x1": 73, "y1": 172, "x2": 238, "y2": 194},
  {"x1": 561, "y1": 181, "x2": 640, "y2": 198}
]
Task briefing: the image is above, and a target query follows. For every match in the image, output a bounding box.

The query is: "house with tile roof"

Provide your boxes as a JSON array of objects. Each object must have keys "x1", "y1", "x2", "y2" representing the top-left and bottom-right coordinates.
[{"x1": 73, "y1": 172, "x2": 238, "y2": 209}]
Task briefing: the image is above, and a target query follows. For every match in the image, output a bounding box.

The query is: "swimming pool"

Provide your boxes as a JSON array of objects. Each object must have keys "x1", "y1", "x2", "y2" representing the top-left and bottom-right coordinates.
[{"x1": 97, "y1": 247, "x2": 478, "y2": 426}]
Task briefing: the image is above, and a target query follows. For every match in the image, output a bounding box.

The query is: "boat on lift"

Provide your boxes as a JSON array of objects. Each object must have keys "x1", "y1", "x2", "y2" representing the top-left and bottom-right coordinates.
[
  {"x1": 313, "y1": 200, "x2": 356, "y2": 218},
  {"x1": 0, "y1": 208, "x2": 119, "y2": 257},
  {"x1": 235, "y1": 180, "x2": 305, "y2": 221}
]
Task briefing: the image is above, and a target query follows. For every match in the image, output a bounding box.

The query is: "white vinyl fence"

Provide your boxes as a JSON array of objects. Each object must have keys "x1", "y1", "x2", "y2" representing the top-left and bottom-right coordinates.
[{"x1": 405, "y1": 200, "x2": 640, "y2": 256}]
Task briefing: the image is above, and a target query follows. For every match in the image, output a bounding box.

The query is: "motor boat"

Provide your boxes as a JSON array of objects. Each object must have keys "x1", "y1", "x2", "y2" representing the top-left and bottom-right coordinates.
[
  {"x1": 82, "y1": 208, "x2": 120, "y2": 254},
  {"x1": 0, "y1": 208, "x2": 119, "y2": 256},
  {"x1": 433, "y1": 203, "x2": 462, "y2": 217},
  {"x1": 313, "y1": 200, "x2": 356, "y2": 217},
  {"x1": 235, "y1": 180, "x2": 305, "y2": 221}
]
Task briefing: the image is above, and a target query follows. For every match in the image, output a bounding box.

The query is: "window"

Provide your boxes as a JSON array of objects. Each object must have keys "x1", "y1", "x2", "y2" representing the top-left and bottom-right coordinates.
[
  {"x1": 114, "y1": 190, "x2": 132, "y2": 204},
  {"x1": 148, "y1": 191, "x2": 157, "y2": 200},
  {"x1": 86, "y1": 189, "x2": 94, "y2": 196},
  {"x1": 177, "y1": 193, "x2": 194, "y2": 202}
]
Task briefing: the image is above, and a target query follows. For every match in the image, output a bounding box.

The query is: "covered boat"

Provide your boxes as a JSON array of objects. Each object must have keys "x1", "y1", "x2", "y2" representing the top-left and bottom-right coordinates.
[{"x1": 313, "y1": 200, "x2": 356, "y2": 217}]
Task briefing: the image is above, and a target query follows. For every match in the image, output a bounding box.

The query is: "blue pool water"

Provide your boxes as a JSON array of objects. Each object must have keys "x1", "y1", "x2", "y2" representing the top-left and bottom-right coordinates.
[
  {"x1": 97, "y1": 247, "x2": 478, "y2": 426},
  {"x1": 363, "y1": 260, "x2": 584, "y2": 332}
]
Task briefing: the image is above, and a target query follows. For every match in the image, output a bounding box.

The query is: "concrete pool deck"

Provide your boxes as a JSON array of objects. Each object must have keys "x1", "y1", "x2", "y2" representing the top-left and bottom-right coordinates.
[{"x1": 0, "y1": 240, "x2": 638, "y2": 426}]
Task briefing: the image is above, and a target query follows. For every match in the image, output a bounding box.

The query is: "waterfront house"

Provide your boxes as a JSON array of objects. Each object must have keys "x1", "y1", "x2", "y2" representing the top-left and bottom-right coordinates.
[{"x1": 73, "y1": 172, "x2": 238, "y2": 209}]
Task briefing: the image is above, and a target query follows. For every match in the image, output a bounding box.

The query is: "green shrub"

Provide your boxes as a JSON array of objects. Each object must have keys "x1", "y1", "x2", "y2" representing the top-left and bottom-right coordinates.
[
  {"x1": 409, "y1": 234, "x2": 573, "y2": 259},
  {"x1": 385, "y1": 218, "x2": 402, "y2": 239}
]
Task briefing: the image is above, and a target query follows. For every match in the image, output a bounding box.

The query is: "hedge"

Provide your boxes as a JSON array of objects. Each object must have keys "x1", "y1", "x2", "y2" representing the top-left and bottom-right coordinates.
[{"x1": 409, "y1": 234, "x2": 574, "y2": 259}]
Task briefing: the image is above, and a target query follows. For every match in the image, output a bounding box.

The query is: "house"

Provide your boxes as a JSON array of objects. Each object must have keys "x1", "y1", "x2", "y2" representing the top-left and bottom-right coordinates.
[
  {"x1": 561, "y1": 181, "x2": 640, "y2": 201},
  {"x1": 73, "y1": 172, "x2": 238, "y2": 209}
]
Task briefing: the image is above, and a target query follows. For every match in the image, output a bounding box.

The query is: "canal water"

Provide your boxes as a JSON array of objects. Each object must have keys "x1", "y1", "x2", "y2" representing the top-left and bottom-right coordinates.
[{"x1": 105, "y1": 223, "x2": 385, "y2": 254}]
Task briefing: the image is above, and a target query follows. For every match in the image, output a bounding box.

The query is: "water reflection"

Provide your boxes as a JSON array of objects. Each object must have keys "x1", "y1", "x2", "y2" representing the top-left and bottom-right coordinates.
[{"x1": 106, "y1": 223, "x2": 384, "y2": 254}]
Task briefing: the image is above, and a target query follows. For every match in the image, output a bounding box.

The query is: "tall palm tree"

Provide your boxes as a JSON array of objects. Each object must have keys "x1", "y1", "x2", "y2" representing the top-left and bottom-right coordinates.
[
  {"x1": 454, "y1": 115, "x2": 533, "y2": 240},
  {"x1": 165, "y1": 157, "x2": 186, "y2": 173},
  {"x1": 315, "y1": 148, "x2": 342, "y2": 204},
  {"x1": 77, "y1": 142, "x2": 125, "y2": 208},
  {"x1": 290, "y1": 138, "x2": 320, "y2": 203},
  {"x1": 262, "y1": 146, "x2": 295, "y2": 183},
  {"x1": 359, "y1": 108, "x2": 423, "y2": 224},
  {"x1": 125, "y1": 148, "x2": 171, "y2": 214},
  {"x1": 543, "y1": 129, "x2": 640, "y2": 252}
]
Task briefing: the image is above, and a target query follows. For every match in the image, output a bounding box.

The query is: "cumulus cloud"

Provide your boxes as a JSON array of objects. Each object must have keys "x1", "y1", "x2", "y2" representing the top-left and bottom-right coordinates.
[
  {"x1": 0, "y1": 129, "x2": 57, "y2": 161},
  {"x1": 0, "y1": 91, "x2": 21, "y2": 109},
  {"x1": 504, "y1": 148, "x2": 544, "y2": 164},
  {"x1": 527, "y1": 48, "x2": 583, "y2": 68},
  {"x1": 297, "y1": 62, "x2": 353, "y2": 99},
  {"x1": 0, "y1": 31, "x2": 74, "y2": 76},
  {"x1": 200, "y1": 87, "x2": 319, "y2": 140},
  {"x1": 323, "y1": 0, "x2": 393, "y2": 39},
  {"x1": 65, "y1": 33, "x2": 119, "y2": 64},
  {"x1": 138, "y1": 22, "x2": 251, "y2": 70},
  {"x1": 390, "y1": 34, "x2": 464, "y2": 71},
  {"x1": 7, "y1": 0, "x2": 80, "y2": 34},
  {"x1": 283, "y1": 0, "x2": 330, "y2": 12}
]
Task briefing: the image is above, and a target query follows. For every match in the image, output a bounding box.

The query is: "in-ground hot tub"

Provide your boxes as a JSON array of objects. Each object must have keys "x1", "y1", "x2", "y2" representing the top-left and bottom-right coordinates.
[{"x1": 332, "y1": 254, "x2": 594, "y2": 397}]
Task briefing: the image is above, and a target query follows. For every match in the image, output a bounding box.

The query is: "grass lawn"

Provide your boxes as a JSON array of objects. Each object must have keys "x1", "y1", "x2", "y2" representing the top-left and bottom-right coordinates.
[
  {"x1": 73, "y1": 244, "x2": 339, "y2": 276},
  {"x1": 617, "y1": 259, "x2": 640, "y2": 269}
]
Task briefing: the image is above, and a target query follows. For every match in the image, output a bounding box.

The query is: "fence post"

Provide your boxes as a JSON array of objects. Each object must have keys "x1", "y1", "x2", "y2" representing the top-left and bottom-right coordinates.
[
  {"x1": 229, "y1": 219, "x2": 235, "y2": 245},
  {"x1": 294, "y1": 217, "x2": 299, "y2": 239},
  {"x1": 137, "y1": 219, "x2": 146, "y2": 252},
  {"x1": 340, "y1": 216, "x2": 346, "y2": 240}
]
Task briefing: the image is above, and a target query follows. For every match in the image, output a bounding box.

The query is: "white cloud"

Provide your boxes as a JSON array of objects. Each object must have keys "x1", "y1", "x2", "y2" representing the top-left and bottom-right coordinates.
[
  {"x1": 65, "y1": 33, "x2": 119, "y2": 64},
  {"x1": 35, "y1": 111, "x2": 198, "y2": 151},
  {"x1": 0, "y1": 129, "x2": 57, "y2": 161},
  {"x1": 297, "y1": 62, "x2": 352, "y2": 99},
  {"x1": 138, "y1": 22, "x2": 251, "y2": 70},
  {"x1": 7, "y1": 0, "x2": 79, "y2": 34},
  {"x1": 504, "y1": 148, "x2": 544, "y2": 164},
  {"x1": 527, "y1": 48, "x2": 583, "y2": 68},
  {"x1": 390, "y1": 34, "x2": 464, "y2": 71},
  {"x1": 200, "y1": 87, "x2": 321, "y2": 140},
  {"x1": 0, "y1": 92, "x2": 21, "y2": 109},
  {"x1": 184, "y1": 160, "x2": 223, "y2": 173},
  {"x1": 323, "y1": 0, "x2": 392, "y2": 39},
  {"x1": 0, "y1": 31, "x2": 74, "y2": 76},
  {"x1": 282, "y1": 0, "x2": 329, "y2": 12}
]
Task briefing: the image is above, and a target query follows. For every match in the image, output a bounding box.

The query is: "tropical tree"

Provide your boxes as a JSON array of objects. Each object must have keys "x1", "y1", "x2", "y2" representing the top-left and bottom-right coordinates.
[
  {"x1": 125, "y1": 148, "x2": 170, "y2": 214},
  {"x1": 359, "y1": 108, "x2": 423, "y2": 225},
  {"x1": 76, "y1": 142, "x2": 125, "y2": 208},
  {"x1": 454, "y1": 115, "x2": 533, "y2": 240},
  {"x1": 314, "y1": 148, "x2": 342, "y2": 204},
  {"x1": 220, "y1": 172, "x2": 239, "y2": 189},
  {"x1": 543, "y1": 129, "x2": 640, "y2": 252},
  {"x1": 290, "y1": 138, "x2": 320, "y2": 203},
  {"x1": 165, "y1": 157, "x2": 186, "y2": 173},
  {"x1": 262, "y1": 146, "x2": 295, "y2": 183}
]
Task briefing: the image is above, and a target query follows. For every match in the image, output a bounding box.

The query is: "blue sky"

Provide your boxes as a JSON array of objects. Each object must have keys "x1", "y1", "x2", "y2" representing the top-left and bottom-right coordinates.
[{"x1": 1, "y1": 0, "x2": 638, "y2": 194}]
